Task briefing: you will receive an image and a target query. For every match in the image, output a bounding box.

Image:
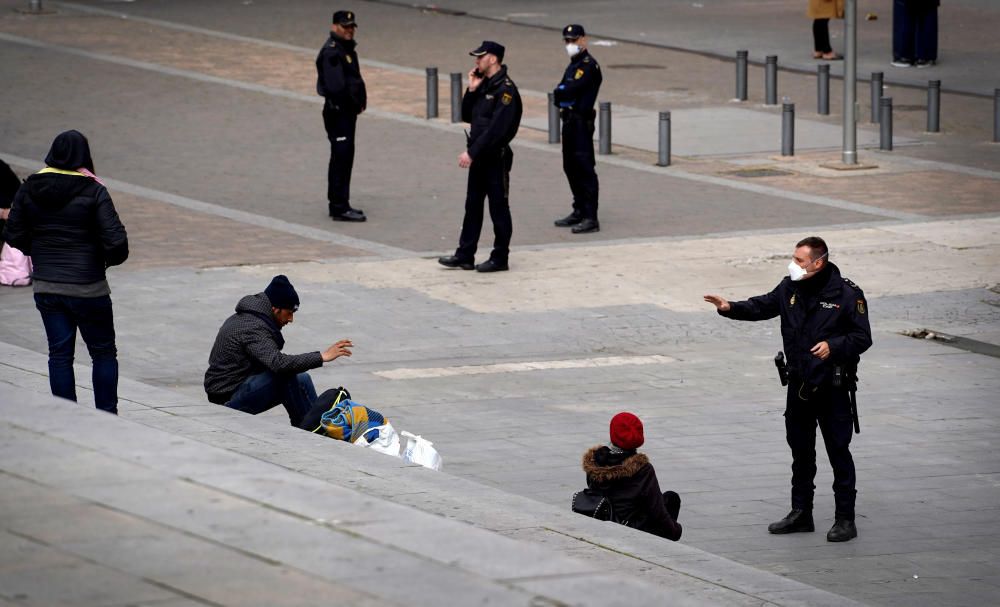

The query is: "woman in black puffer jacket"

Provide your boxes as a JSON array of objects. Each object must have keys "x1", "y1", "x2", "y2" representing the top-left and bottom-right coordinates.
[
  {"x1": 2, "y1": 131, "x2": 128, "y2": 414},
  {"x1": 582, "y1": 412, "x2": 682, "y2": 541}
]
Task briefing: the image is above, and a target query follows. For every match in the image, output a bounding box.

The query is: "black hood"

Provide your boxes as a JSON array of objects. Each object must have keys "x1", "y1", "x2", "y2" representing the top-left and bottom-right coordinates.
[
  {"x1": 44, "y1": 130, "x2": 95, "y2": 172},
  {"x1": 22, "y1": 172, "x2": 95, "y2": 210}
]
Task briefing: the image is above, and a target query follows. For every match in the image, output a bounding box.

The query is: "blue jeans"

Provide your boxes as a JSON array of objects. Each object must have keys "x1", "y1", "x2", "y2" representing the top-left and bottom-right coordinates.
[
  {"x1": 225, "y1": 371, "x2": 317, "y2": 427},
  {"x1": 34, "y1": 293, "x2": 119, "y2": 414}
]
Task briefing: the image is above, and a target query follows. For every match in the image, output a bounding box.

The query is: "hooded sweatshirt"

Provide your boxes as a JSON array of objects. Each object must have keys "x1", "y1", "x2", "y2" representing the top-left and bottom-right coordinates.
[
  {"x1": 204, "y1": 293, "x2": 324, "y2": 403},
  {"x1": 2, "y1": 131, "x2": 128, "y2": 295}
]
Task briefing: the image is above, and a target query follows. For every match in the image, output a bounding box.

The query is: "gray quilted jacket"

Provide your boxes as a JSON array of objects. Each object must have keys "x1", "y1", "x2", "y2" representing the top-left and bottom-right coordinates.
[{"x1": 204, "y1": 293, "x2": 323, "y2": 403}]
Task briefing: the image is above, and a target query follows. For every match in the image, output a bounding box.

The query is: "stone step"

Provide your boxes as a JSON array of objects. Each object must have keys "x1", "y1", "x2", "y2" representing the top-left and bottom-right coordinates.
[{"x1": 0, "y1": 341, "x2": 862, "y2": 606}]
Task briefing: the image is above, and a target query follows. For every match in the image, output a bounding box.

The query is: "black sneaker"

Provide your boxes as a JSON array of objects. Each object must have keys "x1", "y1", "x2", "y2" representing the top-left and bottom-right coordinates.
[
  {"x1": 438, "y1": 255, "x2": 474, "y2": 270},
  {"x1": 890, "y1": 58, "x2": 913, "y2": 68},
  {"x1": 827, "y1": 519, "x2": 858, "y2": 542},
  {"x1": 767, "y1": 509, "x2": 815, "y2": 534},
  {"x1": 915, "y1": 59, "x2": 936, "y2": 68}
]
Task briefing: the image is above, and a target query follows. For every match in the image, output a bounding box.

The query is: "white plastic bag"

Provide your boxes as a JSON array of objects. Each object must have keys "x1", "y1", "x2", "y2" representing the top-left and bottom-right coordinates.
[
  {"x1": 354, "y1": 422, "x2": 402, "y2": 458},
  {"x1": 400, "y1": 431, "x2": 443, "y2": 471}
]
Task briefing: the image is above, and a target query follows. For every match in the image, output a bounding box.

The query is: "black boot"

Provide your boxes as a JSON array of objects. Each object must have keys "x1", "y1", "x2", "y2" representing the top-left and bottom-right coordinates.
[
  {"x1": 554, "y1": 212, "x2": 583, "y2": 227},
  {"x1": 571, "y1": 218, "x2": 600, "y2": 234},
  {"x1": 438, "y1": 255, "x2": 474, "y2": 270},
  {"x1": 475, "y1": 258, "x2": 509, "y2": 273},
  {"x1": 826, "y1": 519, "x2": 857, "y2": 542},
  {"x1": 767, "y1": 509, "x2": 815, "y2": 534}
]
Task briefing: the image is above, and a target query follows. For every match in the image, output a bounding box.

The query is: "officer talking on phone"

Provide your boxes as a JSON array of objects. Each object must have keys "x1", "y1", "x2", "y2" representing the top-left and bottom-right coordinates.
[
  {"x1": 438, "y1": 41, "x2": 522, "y2": 273},
  {"x1": 552, "y1": 24, "x2": 603, "y2": 234},
  {"x1": 704, "y1": 236, "x2": 872, "y2": 543}
]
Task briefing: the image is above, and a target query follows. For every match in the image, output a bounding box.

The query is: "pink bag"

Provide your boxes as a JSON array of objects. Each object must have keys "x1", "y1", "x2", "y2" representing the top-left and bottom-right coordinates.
[{"x1": 0, "y1": 242, "x2": 32, "y2": 286}]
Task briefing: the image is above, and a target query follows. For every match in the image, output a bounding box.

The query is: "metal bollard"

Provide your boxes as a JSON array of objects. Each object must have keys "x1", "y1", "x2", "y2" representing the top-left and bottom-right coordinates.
[
  {"x1": 870, "y1": 72, "x2": 883, "y2": 123},
  {"x1": 879, "y1": 97, "x2": 893, "y2": 150},
  {"x1": 765, "y1": 55, "x2": 778, "y2": 105},
  {"x1": 425, "y1": 67, "x2": 438, "y2": 119},
  {"x1": 926, "y1": 80, "x2": 940, "y2": 133},
  {"x1": 817, "y1": 64, "x2": 830, "y2": 115},
  {"x1": 599, "y1": 102, "x2": 612, "y2": 155},
  {"x1": 547, "y1": 93, "x2": 561, "y2": 144},
  {"x1": 29, "y1": 0, "x2": 42, "y2": 11},
  {"x1": 782, "y1": 100, "x2": 795, "y2": 156},
  {"x1": 995, "y1": 89, "x2": 1000, "y2": 143},
  {"x1": 658, "y1": 112, "x2": 671, "y2": 167},
  {"x1": 736, "y1": 50, "x2": 748, "y2": 101},
  {"x1": 449, "y1": 72, "x2": 462, "y2": 123}
]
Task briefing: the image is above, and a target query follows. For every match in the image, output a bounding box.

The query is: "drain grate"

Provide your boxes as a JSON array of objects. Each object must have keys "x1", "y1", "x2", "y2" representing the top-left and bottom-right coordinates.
[
  {"x1": 724, "y1": 167, "x2": 795, "y2": 178},
  {"x1": 901, "y1": 329, "x2": 1000, "y2": 358}
]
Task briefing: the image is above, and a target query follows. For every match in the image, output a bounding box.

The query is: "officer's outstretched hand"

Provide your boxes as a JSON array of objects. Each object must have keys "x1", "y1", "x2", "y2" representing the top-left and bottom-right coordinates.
[
  {"x1": 458, "y1": 151, "x2": 473, "y2": 168},
  {"x1": 703, "y1": 294, "x2": 731, "y2": 312},
  {"x1": 810, "y1": 341, "x2": 830, "y2": 360},
  {"x1": 322, "y1": 339, "x2": 353, "y2": 363}
]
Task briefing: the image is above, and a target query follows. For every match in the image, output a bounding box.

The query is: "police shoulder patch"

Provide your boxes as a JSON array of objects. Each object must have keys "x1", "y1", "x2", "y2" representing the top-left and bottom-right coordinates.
[
  {"x1": 856, "y1": 299, "x2": 866, "y2": 315},
  {"x1": 346, "y1": 55, "x2": 352, "y2": 63},
  {"x1": 501, "y1": 92, "x2": 513, "y2": 105},
  {"x1": 574, "y1": 68, "x2": 585, "y2": 80}
]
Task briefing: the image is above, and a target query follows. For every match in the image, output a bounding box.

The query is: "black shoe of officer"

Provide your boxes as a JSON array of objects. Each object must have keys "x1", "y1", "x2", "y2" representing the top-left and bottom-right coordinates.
[
  {"x1": 826, "y1": 519, "x2": 857, "y2": 542},
  {"x1": 554, "y1": 212, "x2": 583, "y2": 227},
  {"x1": 767, "y1": 509, "x2": 815, "y2": 534},
  {"x1": 331, "y1": 207, "x2": 366, "y2": 222},
  {"x1": 571, "y1": 219, "x2": 600, "y2": 234},
  {"x1": 438, "y1": 256, "x2": 474, "y2": 270},
  {"x1": 475, "y1": 259, "x2": 508, "y2": 273}
]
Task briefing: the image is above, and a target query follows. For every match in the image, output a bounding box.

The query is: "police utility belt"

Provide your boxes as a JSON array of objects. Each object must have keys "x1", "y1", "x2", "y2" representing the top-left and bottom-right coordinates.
[
  {"x1": 774, "y1": 352, "x2": 861, "y2": 434},
  {"x1": 560, "y1": 107, "x2": 596, "y2": 121}
]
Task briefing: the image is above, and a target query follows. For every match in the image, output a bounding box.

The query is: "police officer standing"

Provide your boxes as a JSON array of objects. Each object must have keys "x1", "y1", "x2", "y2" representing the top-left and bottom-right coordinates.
[
  {"x1": 704, "y1": 236, "x2": 872, "y2": 542},
  {"x1": 553, "y1": 25, "x2": 603, "y2": 234},
  {"x1": 438, "y1": 41, "x2": 522, "y2": 273},
  {"x1": 316, "y1": 10, "x2": 367, "y2": 222}
]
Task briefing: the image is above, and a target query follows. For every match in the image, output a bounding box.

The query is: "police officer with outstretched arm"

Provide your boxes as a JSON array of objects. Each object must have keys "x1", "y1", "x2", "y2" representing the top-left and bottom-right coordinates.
[
  {"x1": 552, "y1": 24, "x2": 602, "y2": 234},
  {"x1": 704, "y1": 236, "x2": 872, "y2": 542},
  {"x1": 438, "y1": 41, "x2": 522, "y2": 273},
  {"x1": 316, "y1": 10, "x2": 367, "y2": 222}
]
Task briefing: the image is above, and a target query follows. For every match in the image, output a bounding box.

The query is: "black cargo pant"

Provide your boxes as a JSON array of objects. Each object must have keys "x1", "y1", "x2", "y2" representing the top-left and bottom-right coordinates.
[
  {"x1": 323, "y1": 101, "x2": 358, "y2": 214},
  {"x1": 456, "y1": 146, "x2": 513, "y2": 264},
  {"x1": 561, "y1": 111, "x2": 599, "y2": 220},
  {"x1": 785, "y1": 378, "x2": 857, "y2": 520}
]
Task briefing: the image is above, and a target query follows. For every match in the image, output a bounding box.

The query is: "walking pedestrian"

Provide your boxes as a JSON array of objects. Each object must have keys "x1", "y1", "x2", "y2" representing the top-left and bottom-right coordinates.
[
  {"x1": 438, "y1": 41, "x2": 522, "y2": 273},
  {"x1": 552, "y1": 24, "x2": 603, "y2": 234},
  {"x1": 808, "y1": 0, "x2": 844, "y2": 60},
  {"x1": 2, "y1": 131, "x2": 129, "y2": 414}
]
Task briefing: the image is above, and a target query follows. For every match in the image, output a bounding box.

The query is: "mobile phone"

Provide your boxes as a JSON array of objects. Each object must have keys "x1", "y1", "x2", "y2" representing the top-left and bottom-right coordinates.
[{"x1": 473, "y1": 69, "x2": 484, "y2": 78}]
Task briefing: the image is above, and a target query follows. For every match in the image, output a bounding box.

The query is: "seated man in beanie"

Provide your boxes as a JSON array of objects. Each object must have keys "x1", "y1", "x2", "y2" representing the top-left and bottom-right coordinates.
[
  {"x1": 204, "y1": 275, "x2": 353, "y2": 426},
  {"x1": 582, "y1": 412, "x2": 682, "y2": 541}
]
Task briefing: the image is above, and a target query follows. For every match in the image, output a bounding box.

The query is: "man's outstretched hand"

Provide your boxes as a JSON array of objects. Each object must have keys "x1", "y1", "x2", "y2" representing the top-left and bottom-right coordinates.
[
  {"x1": 322, "y1": 339, "x2": 353, "y2": 362},
  {"x1": 703, "y1": 294, "x2": 731, "y2": 312}
]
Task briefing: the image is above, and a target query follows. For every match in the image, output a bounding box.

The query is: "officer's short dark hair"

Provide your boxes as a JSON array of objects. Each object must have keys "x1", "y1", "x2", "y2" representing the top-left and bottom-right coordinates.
[{"x1": 796, "y1": 236, "x2": 828, "y2": 261}]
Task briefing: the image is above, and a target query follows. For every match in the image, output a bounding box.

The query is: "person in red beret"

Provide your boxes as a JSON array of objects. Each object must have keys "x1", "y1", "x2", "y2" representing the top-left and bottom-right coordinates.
[{"x1": 581, "y1": 412, "x2": 682, "y2": 540}]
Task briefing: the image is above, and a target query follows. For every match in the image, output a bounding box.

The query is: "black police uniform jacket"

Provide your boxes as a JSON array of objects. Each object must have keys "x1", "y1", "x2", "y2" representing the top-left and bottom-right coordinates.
[
  {"x1": 461, "y1": 66, "x2": 522, "y2": 160},
  {"x1": 552, "y1": 49, "x2": 602, "y2": 113},
  {"x1": 720, "y1": 262, "x2": 872, "y2": 386},
  {"x1": 583, "y1": 446, "x2": 682, "y2": 541},
  {"x1": 204, "y1": 293, "x2": 324, "y2": 404},
  {"x1": 316, "y1": 32, "x2": 367, "y2": 114},
  {"x1": 3, "y1": 171, "x2": 128, "y2": 285}
]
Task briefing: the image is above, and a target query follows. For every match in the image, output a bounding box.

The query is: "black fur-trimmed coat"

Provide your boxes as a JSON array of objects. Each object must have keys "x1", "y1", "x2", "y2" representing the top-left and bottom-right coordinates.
[{"x1": 583, "y1": 446, "x2": 682, "y2": 541}]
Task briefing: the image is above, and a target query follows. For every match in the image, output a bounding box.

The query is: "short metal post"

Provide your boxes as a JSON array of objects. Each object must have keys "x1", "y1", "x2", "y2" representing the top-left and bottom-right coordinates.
[
  {"x1": 765, "y1": 55, "x2": 778, "y2": 105},
  {"x1": 658, "y1": 111, "x2": 671, "y2": 167},
  {"x1": 736, "y1": 50, "x2": 748, "y2": 101},
  {"x1": 782, "y1": 100, "x2": 795, "y2": 156},
  {"x1": 870, "y1": 72, "x2": 883, "y2": 123},
  {"x1": 995, "y1": 89, "x2": 1000, "y2": 143},
  {"x1": 879, "y1": 97, "x2": 893, "y2": 151},
  {"x1": 599, "y1": 101, "x2": 612, "y2": 155},
  {"x1": 425, "y1": 67, "x2": 438, "y2": 119},
  {"x1": 449, "y1": 72, "x2": 462, "y2": 123},
  {"x1": 926, "y1": 80, "x2": 940, "y2": 133},
  {"x1": 547, "y1": 93, "x2": 560, "y2": 144},
  {"x1": 817, "y1": 64, "x2": 830, "y2": 115},
  {"x1": 29, "y1": 0, "x2": 42, "y2": 11}
]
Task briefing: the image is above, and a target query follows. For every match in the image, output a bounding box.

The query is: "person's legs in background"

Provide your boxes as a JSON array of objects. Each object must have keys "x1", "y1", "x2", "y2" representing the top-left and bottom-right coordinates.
[
  {"x1": 74, "y1": 295, "x2": 119, "y2": 414},
  {"x1": 34, "y1": 293, "x2": 78, "y2": 403},
  {"x1": 813, "y1": 19, "x2": 832, "y2": 56}
]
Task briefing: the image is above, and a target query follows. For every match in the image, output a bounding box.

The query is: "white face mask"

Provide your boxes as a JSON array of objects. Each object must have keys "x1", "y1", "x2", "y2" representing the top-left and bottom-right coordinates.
[
  {"x1": 788, "y1": 261, "x2": 809, "y2": 281},
  {"x1": 565, "y1": 43, "x2": 581, "y2": 57}
]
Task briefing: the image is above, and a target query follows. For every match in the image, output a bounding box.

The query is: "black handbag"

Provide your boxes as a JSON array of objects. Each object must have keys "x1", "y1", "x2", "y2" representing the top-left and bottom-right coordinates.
[{"x1": 571, "y1": 488, "x2": 616, "y2": 521}]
